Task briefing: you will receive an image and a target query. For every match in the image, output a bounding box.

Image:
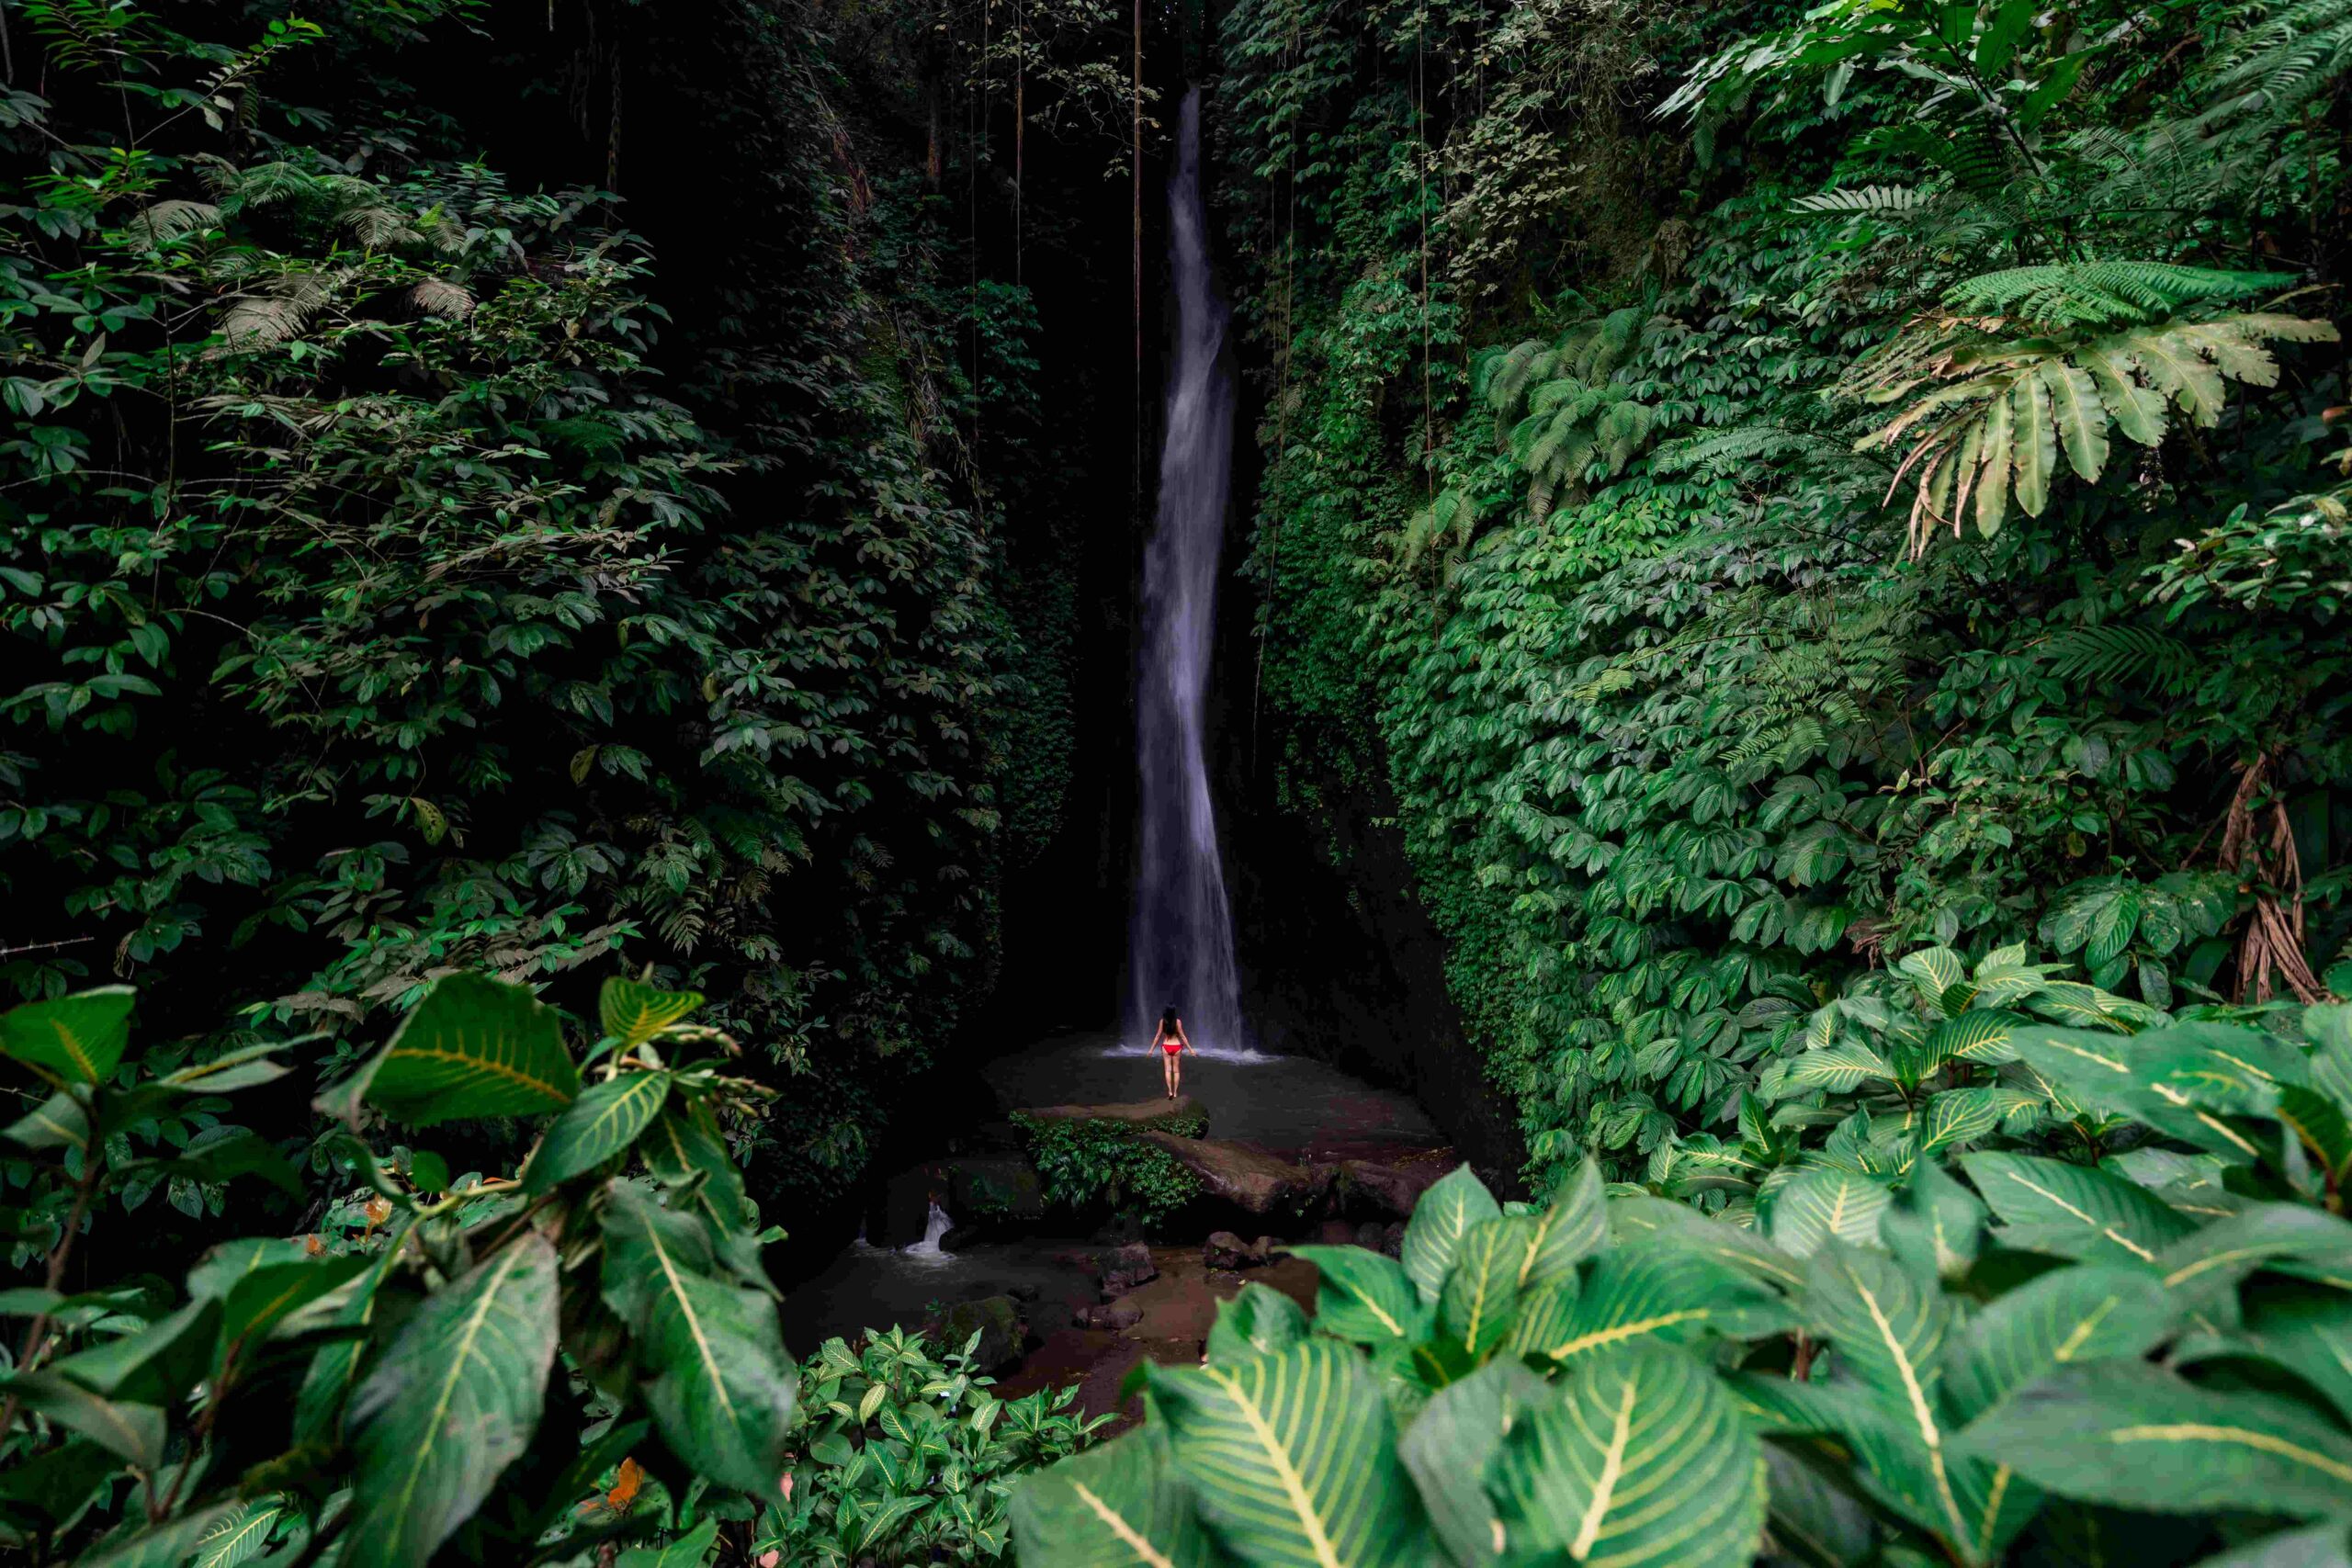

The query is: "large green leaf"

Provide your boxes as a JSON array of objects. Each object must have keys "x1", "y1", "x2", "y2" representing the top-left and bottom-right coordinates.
[
  {"x1": 524, "y1": 1071, "x2": 670, "y2": 1194},
  {"x1": 1515, "y1": 1245, "x2": 1786, "y2": 1364},
  {"x1": 1148, "y1": 1338, "x2": 1432, "y2": 1567},
  {"x1": 1955, "y1": 1361, "x2": 2352, "y2": 1518},
  {"x1": 1207, "y1": 1282, "x2": 1307, "y2": 1365},
  {"x1": 337, "y1": 974, "x2": 580, "y2": 1128},
  {"x1": 1767, "y1": 1169, "x2": 1893, "y2": 1258},
  {"x1": 77, "y1": 1505, "x2": 244, "y2": 1568},
  {"x1": 50, "y1": 1298, "x2": 220, "y2": 1404},
  {"x1": 191, "y1": 1500, "x2": 283, "y2": 1568},
  {"x1": 1439, "y1": 1219, "x2": 1524, "y2": 1357},
  {"x1": 1289, "y1": 1246, "x2": 1425, "y2": 1347},
  {"x1": 1011, "y1": 1428, "x2": 1225, "y2": 1567},
  {"x1": 2154, "y1": 1202, "x2": 2352, "y2": 1303},
  {"x1": 1881, "y1": 1158, "x2": 1985, "y2": 1284},
  {"x1": 1398, "y1": 1359, "x2": 1546, "y2": 1568},
  {"x1": 1962, "y1": 1151, "x2": 2197, "y2": 1265},
  {"x1": 2041, "y1": 361, "x2": 2109, "y2": 481},
  {"x1": 599, "y1": 978, "x2": 705, "y2": 1049},
  {"x1": 2177, "y1": 1283, "x2": 2352, "y2": 1427},
  {"x1": 1404, "y1": 1165, "x2": 1502, "y2": 1304},
  {"x1": 1507, "y1": 1158, "x2": 1606, "y2": 1292},
  {"x1": 0, "y1": 1371, "x2": 164, "y2": 1466},
  {"x1": 1607, "y1": 1195, "x2": 1804, "y2": 1290},
  {"x1": 599, "y1": 1180, "x2": 797, "y2": 1493},
  {"x1": 0, "y1": 987, "x2": 135, "y2": 1086},
  {"x1": 614, "y1": 1519, "x2": 718, "y2": 1567},
  {"x1": 1488, "y1": 1344, "x2": 1765, "y2": 1568},
  {"x1": 1942, "y1": 1265, "x2": 2178, "y2": 1423},
  {"x1": 217, "y1": 1256, "x2": 371, "y2": 1376},
  {"x1": 344, "y1": 1233, "x2": 561, "y2": 1568}
]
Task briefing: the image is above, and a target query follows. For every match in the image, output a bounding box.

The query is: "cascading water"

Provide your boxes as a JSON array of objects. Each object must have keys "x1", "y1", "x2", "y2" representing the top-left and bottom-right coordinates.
[
  {"x1": 902, "y1": 1201, "x2": 953, "y2": 1260},
  {"x1": 1126, "y1": 86, "x2": 1256, "y2": 1060}
]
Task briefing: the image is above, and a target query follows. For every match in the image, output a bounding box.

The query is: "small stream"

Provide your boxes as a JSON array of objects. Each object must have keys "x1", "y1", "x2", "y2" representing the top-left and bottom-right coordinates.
[{"x1": 777, "y1": 1031, "x2": 1448, "y2": 1352}]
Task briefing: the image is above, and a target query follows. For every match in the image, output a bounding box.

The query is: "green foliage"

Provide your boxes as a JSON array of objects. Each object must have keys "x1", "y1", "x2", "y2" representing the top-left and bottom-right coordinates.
[
  {"x1": 1012, "y1": 1112, "x2": 1204, "y2": 1227},
  {"x1": 1015, "y1": 999, "x2": 2352, "y2": 1566},
  {"x1": 1216, "y1": 0, "x2": 2352, "y2": 1205},
  {"x1": 770, "y1": 1326, "x2": 1107, "y2": 1564},
  {"x1": 0, "y1": 973, "x2": 807, "y2": 1562},
  {"x1": 0, "y1": 972, "x2": 1103, "y2": 1565},
  {"x1": 0, "y1": 0, "x2": 1069, "y2": 1219}
]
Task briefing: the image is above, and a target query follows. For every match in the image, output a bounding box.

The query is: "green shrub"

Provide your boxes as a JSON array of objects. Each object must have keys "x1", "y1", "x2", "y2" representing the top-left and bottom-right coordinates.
[
  {"x1": 1013, "y1": 1113, "x2": 1204, "y2": 1227},
  {"x1": 1011, "y1": 1000, "x2": 2352, "y2": 1566},
  {"x1": 767, "y1": 1325, "x2": 1107, "y2": 1564},
  {"x1": 0, "y1": 975, "x2": 1097, "y2": 1565}
]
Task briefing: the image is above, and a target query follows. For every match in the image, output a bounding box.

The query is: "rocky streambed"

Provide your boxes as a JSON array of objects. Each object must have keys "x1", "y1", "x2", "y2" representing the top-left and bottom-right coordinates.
[{"x1": 779, "y1": 1028, "x2": 1473, "y2": 1426}]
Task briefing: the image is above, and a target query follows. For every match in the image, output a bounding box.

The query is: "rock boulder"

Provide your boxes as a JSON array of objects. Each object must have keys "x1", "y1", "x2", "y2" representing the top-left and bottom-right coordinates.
[
  {"x1": 1140, "y1": 1132, "x2": 1329, "y2": 1216},
  {"x1": 939, "y1": 1295, "x2": 1024, "y2": 1372}
]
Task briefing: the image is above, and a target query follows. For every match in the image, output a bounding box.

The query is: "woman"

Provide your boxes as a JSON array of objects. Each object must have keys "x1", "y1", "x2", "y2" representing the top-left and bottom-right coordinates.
[{"x1": 1151, "y1": 1005, "x2": 1193, "y2": 1099}]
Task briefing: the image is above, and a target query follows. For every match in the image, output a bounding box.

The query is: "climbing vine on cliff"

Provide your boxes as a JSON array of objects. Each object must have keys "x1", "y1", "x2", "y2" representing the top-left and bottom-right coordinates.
[{"x1": 1217, "y1": 0, "x2": 2352, "y2": 1193}]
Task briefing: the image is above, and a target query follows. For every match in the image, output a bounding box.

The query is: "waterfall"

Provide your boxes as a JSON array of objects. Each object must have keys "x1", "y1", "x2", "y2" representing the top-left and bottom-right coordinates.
[
  {"x1": 903, "y1": 1201, "x2": 953, "y2": 1259},
  {"x1": 1127, "y1": 86, "x2": 1256, "y2": 1060}
]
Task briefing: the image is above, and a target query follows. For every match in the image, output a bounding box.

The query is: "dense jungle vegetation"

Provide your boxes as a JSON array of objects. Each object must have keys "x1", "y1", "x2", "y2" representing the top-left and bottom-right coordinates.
[
  {"x1": 9, "y1": 0, "x2": 2352, "y2": 1562},
  {"x1": 1218, "y1": 0, "x2": 2352, "y2": 1196}
]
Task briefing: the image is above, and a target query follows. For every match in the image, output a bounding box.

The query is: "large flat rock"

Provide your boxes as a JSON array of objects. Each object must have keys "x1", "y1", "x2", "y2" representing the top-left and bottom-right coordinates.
[
  {"x1": 1139, "y1": 1132, "x2": 1329, "y2": 1215},
  {"x1": 1018, "y1": 1096, "x2": 1204, "y2": 1134}
]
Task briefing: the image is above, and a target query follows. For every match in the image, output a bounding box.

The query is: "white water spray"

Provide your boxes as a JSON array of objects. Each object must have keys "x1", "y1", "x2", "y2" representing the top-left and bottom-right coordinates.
[
  {"x1": 1126, "y1": 86, "x2": 1257, "y2": 1060},
  {"x1": 902, "y1": 1201, "x2": 954, "y2": 1260}
]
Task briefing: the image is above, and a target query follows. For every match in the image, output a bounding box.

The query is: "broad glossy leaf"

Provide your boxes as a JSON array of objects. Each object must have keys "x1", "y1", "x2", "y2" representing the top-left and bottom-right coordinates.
[
  {"x1": 218, "y1": 1257, "x2": 370, "y2": 1373},
  {"x1": 1882, "y1": 1158, "x2": 1984, "y2": 1284},
  {"x1": 524, "y1": 1071, "x2": 670, "y2": 1194},
  {"x1": 1955, "y1": 1361, "x2": 2352, "y2": 1519},
  {"x1": 192, "y1": 1500, "x2": 282, "y2": 1568},
  {"x1": 2155, "y1": 1202, "x2": 2352, "y2": 1302},
  {"x1": 599, "y1": 978, "x2": 705, "y2": 1049},
  {"x1": 0, "y1": 1370, "x2": 164, "y2": 1466},
  {"x1": 1515, "y1": 1245, "x2": 1786, "y2": 1363},
  {"x1": 599, "y1": 1180, "x2": 797, "y2": 1493},
  {"x1": 6, "y1": 1089, "x2": 92, "y2": 1151},
  {"x1": 292, "y1": 1244, "x2": 397, "y2": 1446},
  {"x1": 0, "y1": 987, "x2": 134, "y2": 1085},
  {"x1": 2011, "y1": 370, "x2": 2054, "y2": 515},
  {"x1": 1509, "y1": 1158, "x2": 1606, "y2": 1291},
  {"x1": 1440, "y1": 1219, "x2": 1523, "y2": 1357},
  {"x1": 1149, "y1": 1339, "x2": 1430, "y2": 1566},
  {"x1": 1608, "y1": 1195, "x2": 1804, "y2": 1290},
  {"x1": 1489, "y1": 1344, "x2": 1765, "y2": 1568},
  {"x1": 2177, "y1": 1283, "x2": 2352, "y2": 1426},
  {"x1": 1943, "y1": 1265, "x2": 2178, "y2": 1423},
  {"x1": 1289, "y1": 1245, "x2": 1424, "y2": 1346},
  {"x1": 639, "y1": 1097, "x2": 763, "y2": 1286},
  {"x1": 1404, "y1": 1164, "x2": 1502, "y2": 1305},
  {"x1": 613, "y1": 1519, "x2": 718, "y2": 1567},
  {"x1": 51, "y1": 1298, "x2": 220, "y2": 1404},
  {"x1": 1929, "y1": 1009, "x2": 2030, "y2": 1065},
  {"x1": 1399, "y1": 1359, "x2": 1547, "y2": 1568},
  {"x1": 77, "y1": 1504, "x2": 243, "y2": 1568},
  {"x1": 338, "y1": 974, "x2": 580, "y2": 1128},
  {"x1": 1768, "y1": 1169, "x2": 1893, "y2": 1258},
  {"x1": 345, "y1": 1233, "x2": 560, "y2": 1568},
  {"x1": 1206, "y1": 1281, "x2": 1307, "y2": 1365},
  {"x1": 1011, "y1": 1428, "x2": 1224, "y2": 1567},
  {"x1": 1962, "y1": 1151, "x2": 2196, "y2": 1266}
]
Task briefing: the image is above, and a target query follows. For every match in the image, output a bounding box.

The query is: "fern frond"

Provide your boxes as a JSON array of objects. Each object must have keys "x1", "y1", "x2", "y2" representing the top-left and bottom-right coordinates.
[
  {"x1": 1945, "y1": 262, "x2": 2293, "y2": 330},
  {"x1": 1793, "y1": 185, "x2": 1930, "y2": 215},
  {"x1": 2040, "y1": 625, "x2": 2199, "y2": 693}
]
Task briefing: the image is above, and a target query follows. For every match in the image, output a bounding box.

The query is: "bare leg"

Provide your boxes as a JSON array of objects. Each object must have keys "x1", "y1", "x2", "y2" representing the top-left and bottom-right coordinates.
[{"x1": 1170, "y1": 1055, "x2": 1182, "y2": 1099}]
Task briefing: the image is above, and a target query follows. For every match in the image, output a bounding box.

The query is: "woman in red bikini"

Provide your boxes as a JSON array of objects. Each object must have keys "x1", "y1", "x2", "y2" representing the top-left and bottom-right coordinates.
[{"x1": 1152, "y1": 1006, "x2": 1193, "y2": 1099}]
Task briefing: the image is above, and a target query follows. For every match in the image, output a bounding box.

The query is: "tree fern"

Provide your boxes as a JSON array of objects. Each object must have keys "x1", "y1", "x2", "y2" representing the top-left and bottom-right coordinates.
[
  {"x1": 1844, "y1": 299, "x2": 2336, "y2": 552},
  {"x1": 2200, "y1": 0, "x2": 2352, "y2": 136},
  {"x1": 2038, "y1": 625, "x2": 2199, "y2": 694}
]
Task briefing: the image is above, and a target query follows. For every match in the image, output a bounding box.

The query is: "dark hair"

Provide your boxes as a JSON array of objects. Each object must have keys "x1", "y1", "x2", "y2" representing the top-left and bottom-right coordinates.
[{"x1": 1160, "y1": 1006, "x2": 1179, "y2": 1030}]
